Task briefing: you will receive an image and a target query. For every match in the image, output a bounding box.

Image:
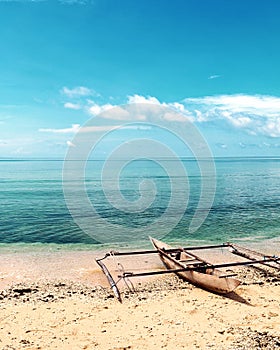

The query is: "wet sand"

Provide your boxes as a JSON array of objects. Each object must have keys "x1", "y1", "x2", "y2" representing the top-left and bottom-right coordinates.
[{"x1": 0, "y1": 241, "x2": 279, "y2": 349}]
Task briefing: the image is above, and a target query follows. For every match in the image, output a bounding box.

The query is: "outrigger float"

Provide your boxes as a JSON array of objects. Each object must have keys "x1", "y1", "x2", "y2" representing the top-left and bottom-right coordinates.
[{"x1": 96, "y1": 237, "x2": 280, "y2": 302}]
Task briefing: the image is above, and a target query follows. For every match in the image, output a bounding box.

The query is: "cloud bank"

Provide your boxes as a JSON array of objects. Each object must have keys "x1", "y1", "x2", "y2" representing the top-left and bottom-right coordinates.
[
  {"x1": 83, "y1": 93, "x2": 280, "y2": 138},
  {"x1": 52, "y1": 88, "x2": 280, "y2": 139},
  {"x1": 183, "y1": 94, "x2": 280, "y2": 137}
]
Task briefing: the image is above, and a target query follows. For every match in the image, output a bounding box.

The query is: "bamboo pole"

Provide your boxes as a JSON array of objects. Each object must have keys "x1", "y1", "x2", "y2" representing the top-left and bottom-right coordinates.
[
  {"x1": 119, "y1": 256, "x2": 280, "y2": 279},
  {"x1": 106, "y1": 243, "x2": 229, "y2": 257}
]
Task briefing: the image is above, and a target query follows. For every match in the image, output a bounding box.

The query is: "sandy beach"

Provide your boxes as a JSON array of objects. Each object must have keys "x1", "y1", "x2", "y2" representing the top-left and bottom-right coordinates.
[
  {"x1": 0, "y1": 242, "x2": 280, "y2": 350},
  {"x1": 2, "y1": 0, "x2": 280, "y2": 348}
]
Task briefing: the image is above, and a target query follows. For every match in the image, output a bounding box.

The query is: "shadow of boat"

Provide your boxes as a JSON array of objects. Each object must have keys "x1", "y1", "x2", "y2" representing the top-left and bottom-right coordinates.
[{"x1": 223, "y1": 291, "x2": 252, "y2": 305}]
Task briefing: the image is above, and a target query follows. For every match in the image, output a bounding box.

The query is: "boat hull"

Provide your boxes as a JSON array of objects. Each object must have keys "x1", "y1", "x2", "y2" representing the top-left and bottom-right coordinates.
[{"x1": 151, "y1": 237, "x2": 241, "y2": 294}]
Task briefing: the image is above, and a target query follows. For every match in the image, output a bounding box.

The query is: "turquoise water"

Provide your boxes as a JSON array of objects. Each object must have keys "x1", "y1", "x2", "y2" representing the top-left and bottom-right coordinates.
[{"x1": 0, "y1": 158, "x2": 280, "y2": 250}]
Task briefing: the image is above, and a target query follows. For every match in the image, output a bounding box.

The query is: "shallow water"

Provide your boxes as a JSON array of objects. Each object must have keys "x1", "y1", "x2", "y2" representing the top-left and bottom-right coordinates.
[{"x1": 0, "y1": 157, "x2": 280, "y2": 251}]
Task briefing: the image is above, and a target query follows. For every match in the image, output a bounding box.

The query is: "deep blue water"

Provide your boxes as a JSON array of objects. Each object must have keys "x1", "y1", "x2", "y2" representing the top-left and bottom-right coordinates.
[{"x1": 0, "y1": 158, "x2": 280, "y2": 249}]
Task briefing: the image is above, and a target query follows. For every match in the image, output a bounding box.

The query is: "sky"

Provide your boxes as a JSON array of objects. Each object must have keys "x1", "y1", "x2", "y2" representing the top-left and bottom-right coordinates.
[{"x1": 1, "y1": 0, "x2": 280, "y2": 158}]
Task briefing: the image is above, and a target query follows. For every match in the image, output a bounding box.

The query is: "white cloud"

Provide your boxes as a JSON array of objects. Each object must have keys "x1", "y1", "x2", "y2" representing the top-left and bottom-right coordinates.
[
  {"x1": 39, "y1": 124, "x2": 80, "y2": 134},
  {"x1": 88, "y1": 102, "x2": 146, "y2": 121},
  {"x1": 62, "y1": 92, "x2": 192, "y2": 122},
  {"x1": 64, "y1": 102, "x2": 82, "y2": 110},
  {"x1": 225, "y1": 115, "x2": 252, "y2": 128},
  {"x1": 79, "y1": 125, "x2": 123, "y2": 133},
  {"x1": 127, "y1": 95, "x2": 193, "y2": 122},
  {"x1": 183, "y1": 94, "x2": 280, "y2": 137},
  {"x1": 168, "y1": 102, "x2": 185, "y2": 112},
  {"x1": 208, "y1": 75, "x2": 221, "y2": 80},
  {"x1": 216, "y1": 143, "x2": 227, "y2": 149},
  {"x1": 61, "y1": 92, "x2": 280, "y2": 138},
  {"x1": 61, "y1": 86, "x2": 94, "y2": 98},
  {"x1": 163, "y1": 111, "x2": 192, "y2": 122},
  {"x1": 186, "y1": 94, "x2": 280, "y2": 116},
  {"x1": 100, "y1": 106, "x2": 132, "y2": 120},
  {"x1": 262, "y1": 119, "x2": 280, "y2": 137},
  {"x1": 66, "y1": 140, "x2": 76, "y2": 147},
  {"x1": 88, "y1": 103, "x2": 114, "y2": 116},
  {"x1": 128, "y1": 94, "x2": 161, "y2": 105}
]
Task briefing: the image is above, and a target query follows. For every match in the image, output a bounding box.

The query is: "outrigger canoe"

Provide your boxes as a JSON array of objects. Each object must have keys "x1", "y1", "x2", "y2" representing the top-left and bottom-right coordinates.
[
  {"x1": 150, "y1": 237, "x2": 241, "y2": 294},
  {"x1": 96, "y1": 238, "x2": 279, "y2": 301}
]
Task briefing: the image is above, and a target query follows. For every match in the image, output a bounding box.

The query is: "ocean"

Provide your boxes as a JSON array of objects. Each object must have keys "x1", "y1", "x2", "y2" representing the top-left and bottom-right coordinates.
[{"x1": 0, "y1": 158, "x2": 280, "y2": 251}]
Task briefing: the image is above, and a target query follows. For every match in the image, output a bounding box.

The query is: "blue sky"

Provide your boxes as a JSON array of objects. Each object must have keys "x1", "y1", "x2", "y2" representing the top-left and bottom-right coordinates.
[{"x1": 1, "y1": 0, "x2": 280, "y2": 157}]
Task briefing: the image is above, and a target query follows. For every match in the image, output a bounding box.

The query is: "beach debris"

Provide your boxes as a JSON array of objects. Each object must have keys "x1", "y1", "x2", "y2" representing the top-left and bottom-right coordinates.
[
  {"x1": 0, "y1": 281, "x2": 114, "y2": 304},
  {"x1": 228, "y1": 328, "x2": 280, "y2": 350}
]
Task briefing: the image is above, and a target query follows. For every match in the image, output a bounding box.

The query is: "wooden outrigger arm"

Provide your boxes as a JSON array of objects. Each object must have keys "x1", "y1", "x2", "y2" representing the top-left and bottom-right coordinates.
[
  {"x1": 95, "y1": 257, "x2": 122, "y2": 303},
  {"x1": 103, "y1": 243, "x2": 230, "y2": 258},
  {"x1": 228, "y1": 243, "x2": 280, "y2": 270},
  {"x1": 119, "y1": 256, "x2": 280, "y2": 279}
]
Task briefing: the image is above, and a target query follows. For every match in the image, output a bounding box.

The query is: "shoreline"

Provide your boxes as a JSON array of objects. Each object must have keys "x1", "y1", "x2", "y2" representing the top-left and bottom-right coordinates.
[
  {"x1": 0, "y1": 235, "x2": 279, "y2": 255},
  {"x1": 0, "y1": 238, "x2": 279, "y2": 290}
]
